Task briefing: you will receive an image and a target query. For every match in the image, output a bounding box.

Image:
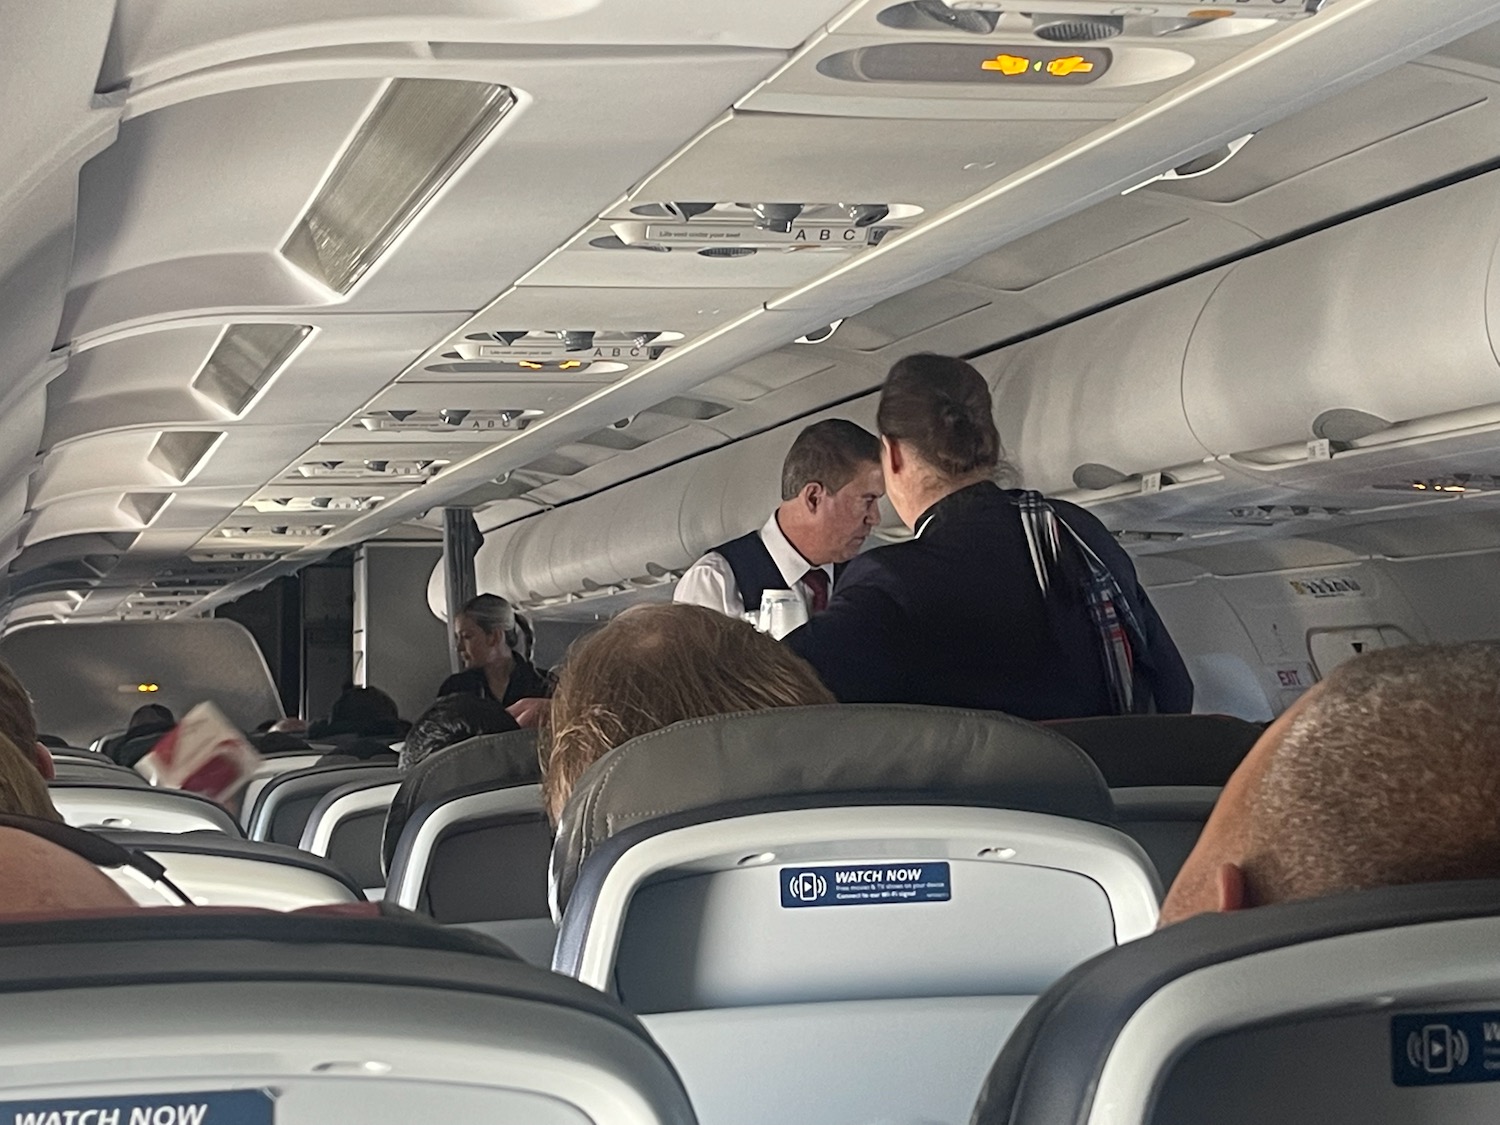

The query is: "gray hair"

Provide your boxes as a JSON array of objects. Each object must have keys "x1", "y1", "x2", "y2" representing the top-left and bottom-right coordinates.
[{"x1": 1248, "y1": 642, "x2": 1500, "y2": 903}]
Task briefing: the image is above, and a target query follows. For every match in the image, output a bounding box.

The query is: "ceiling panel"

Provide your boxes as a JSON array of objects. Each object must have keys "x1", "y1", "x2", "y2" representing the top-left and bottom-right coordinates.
[
  {"x1": 102, "y1": 0, "x2": 851, "y2": 91},
  {"x1": 620, "y1": 111, "x2": 1108, "y2": 216}
]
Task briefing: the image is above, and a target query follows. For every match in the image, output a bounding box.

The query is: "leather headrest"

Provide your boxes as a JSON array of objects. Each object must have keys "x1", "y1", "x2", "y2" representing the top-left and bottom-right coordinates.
[{"x1": 551, "y1": 704, "x2": 1112, "y2": 913}]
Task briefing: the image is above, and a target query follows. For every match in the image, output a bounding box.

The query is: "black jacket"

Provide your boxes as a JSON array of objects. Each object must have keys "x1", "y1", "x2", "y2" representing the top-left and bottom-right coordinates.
[
  {"x1": 436, "y1": 658, "x2": 552, "y2": 709},
  {"x1": 786, "y1": 482, "x2": 1193, "y2": 719}
]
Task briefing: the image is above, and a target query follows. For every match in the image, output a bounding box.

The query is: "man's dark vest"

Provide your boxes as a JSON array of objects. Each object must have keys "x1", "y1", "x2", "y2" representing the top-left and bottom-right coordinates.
[{"x1": 713, "y1": 529, "x2": 845, "y2": 613}]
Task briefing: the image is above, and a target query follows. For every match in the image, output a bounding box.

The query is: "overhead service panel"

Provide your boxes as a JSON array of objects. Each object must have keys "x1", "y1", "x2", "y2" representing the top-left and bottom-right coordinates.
[
  {"x1": 818, "y1": 43, "x2": 1112, "y2": 84},
  {"x1": 609, "y1": 202, "x2": 921, "y2": 254},
  {"x1": 943, "y1": 0, "x2": 1323, "y2": 17}
]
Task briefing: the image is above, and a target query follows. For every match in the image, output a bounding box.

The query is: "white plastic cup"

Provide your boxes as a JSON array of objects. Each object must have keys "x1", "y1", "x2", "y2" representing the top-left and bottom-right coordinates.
[{"x1": 760, "y1": 589, "x2": 809, "y2": 639}]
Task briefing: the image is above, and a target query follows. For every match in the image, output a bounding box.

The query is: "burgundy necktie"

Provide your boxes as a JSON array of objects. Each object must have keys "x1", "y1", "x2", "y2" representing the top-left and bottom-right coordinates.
[{"x1": 802, "y1": 568, "x2": 830, "y2": 613}]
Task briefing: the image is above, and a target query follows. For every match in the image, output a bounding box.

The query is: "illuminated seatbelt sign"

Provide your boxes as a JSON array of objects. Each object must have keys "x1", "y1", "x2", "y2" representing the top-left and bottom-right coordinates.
[{"x1": 822, "y1": 43, "x2": 1112, "y2": 85}]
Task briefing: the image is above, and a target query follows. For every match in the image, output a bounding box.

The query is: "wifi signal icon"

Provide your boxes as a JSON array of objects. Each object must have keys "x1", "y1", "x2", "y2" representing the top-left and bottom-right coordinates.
[{"x1": 1408, "y1": 1024, "x2": 1469, "y2": 1075}]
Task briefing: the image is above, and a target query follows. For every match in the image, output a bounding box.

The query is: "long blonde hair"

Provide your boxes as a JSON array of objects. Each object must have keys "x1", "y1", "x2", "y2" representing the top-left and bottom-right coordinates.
[{"x1": 542, "y1": 604, "x2": 834, "y2": 821}]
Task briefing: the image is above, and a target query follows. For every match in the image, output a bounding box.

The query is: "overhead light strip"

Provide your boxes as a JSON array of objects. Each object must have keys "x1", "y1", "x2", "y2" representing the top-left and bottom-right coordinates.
[
  {"x1": 192, "y1": 323, "x2": 313, "y2": 416},
  {"x1": 283, "y1": 79, "x2": 516, "y2": 294}
]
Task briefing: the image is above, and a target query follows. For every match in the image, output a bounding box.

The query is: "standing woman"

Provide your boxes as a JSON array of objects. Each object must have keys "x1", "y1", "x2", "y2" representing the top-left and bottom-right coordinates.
[
  {"x1": 786, "y1": 353, "x2": 1193, "y2": 719},
  {"x1": 438, "y1": 594, "x2": 552, "y2": 712}
]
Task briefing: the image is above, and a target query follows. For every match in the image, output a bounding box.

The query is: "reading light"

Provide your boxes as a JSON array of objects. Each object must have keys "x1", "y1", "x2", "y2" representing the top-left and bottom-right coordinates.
[
  {"x1": 665, "y1": 201, "x2": 716, "y2": 221},
  {"x1": 283, "y1": 80, "x2": 516, "y2": 294},
  {"x1": 493, "y1": 331, "x2": 529, "y2": 346},
  {"x1": 557, "y1": 330, "x2": 595, "y2": 352},
  {"x1": 751, "y1": 202, "x2": 803, "y2": 233},
  {"x1": 840, "y1": 204, "x2": 890, "y2": 227},
  {"x1": 912, "y1": 0, "x2": 1000, "y2": 32}
]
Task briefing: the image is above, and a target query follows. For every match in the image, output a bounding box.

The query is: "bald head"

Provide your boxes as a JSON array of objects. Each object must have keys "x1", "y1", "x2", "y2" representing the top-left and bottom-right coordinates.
[
  {"x1": 1161, "y1": 644, "x2": 1500, "y2": 925},
  {"x1": 0, "y1": 827, "x2": 137, "y2": 917}
]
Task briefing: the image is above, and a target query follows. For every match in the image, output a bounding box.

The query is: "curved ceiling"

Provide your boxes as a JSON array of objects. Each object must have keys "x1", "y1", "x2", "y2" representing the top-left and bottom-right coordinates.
[{"x1": 4, "y1": 0, "x2": 1500, "y2": 629}]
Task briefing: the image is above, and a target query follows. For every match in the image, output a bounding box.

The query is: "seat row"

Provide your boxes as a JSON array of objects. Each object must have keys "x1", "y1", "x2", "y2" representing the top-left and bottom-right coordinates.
[
  {"x1": 45, "y1": 707, "x2": 1257, "y2": 1125},
  {"x1": 22, "y1": 708, "x2": 1500, "y2": 1125}
]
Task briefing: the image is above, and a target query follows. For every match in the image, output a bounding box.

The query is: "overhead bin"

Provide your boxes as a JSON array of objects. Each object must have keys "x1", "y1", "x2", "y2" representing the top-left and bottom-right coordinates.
[
  {"x1": 1184, "y1": 172, "x2": 1500, "y2": 459},
  {"x1": 983, "y1": 169, "x2": 1500, "y2": 530},
  {"x1": 981, "y1": 271, "x2": 1224, "y2": 496}
]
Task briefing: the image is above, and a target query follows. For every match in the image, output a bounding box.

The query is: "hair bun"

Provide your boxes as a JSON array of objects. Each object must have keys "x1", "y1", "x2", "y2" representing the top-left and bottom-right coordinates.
[{"x1": 937, "y1": 399, "x2": 970, "y2": 428}]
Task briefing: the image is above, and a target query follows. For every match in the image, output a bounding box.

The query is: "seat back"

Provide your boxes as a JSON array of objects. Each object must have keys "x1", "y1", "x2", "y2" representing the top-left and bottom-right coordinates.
[
  {"x1": 1049, "y1": 715, "x2": 1262, "y2": 885},
  {"x1": 238, "y1": 752, "x2": 332, "y2": 828},
  {"x1": 48, "y1": 782, "x2": 241, "y2": 835},
  {"x1": 384, "y1": 781, "x2": 554, "y2": 965},
  {"x1": 0, "y1": 911, "x2": 696, "y2": 1125},
  {"x1": 553, "y1": 705, "x2": 1158, "y2": 1125},
  {"x1": 1109, "y1": 784, "x2": 1223, "y2": 887},
  {"x1": 246, "y1": 763, "x2": 398, "y2": 845},
  {"x1": 101, "y1": 830, "x2": 363, "y2": 909},
  {"x1": 299, "y1": 777, "x2": 403, "y2": 892},
  {"x1": 381, "y1": 729, "x2": 540, "y2": 869},
  {"x1": 1045, "y1": 715, "x2": 1263, "y2": 788},
  {"x1": 50, "y1": 758, "x2": 149, "y2": 786},
  {"x1": 974, "y1": 881, "x2": 1500, "y2": 1125},
  {"x1": 47, "y1": 747, "x2": 110, "y2": 763}
]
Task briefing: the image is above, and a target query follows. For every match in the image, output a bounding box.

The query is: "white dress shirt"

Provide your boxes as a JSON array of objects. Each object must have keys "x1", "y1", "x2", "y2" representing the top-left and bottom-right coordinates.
[{"x1": 673, "y1": 511, "x2": 834, "y2": 619}]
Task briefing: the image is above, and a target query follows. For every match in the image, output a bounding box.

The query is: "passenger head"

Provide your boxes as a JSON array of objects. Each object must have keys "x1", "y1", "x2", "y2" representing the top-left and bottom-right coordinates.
[
  {"x1": 542, "y1": 604, "x2": 835, "y2": 823},
  {"x1": 0, "y1": 734, "x2": 61, "y2": 823},
  {"x1": 402, "y1": 692, "x2": 518, "y2": 771},
  {"x1": 0, "y1": 825, "x2": 136, "y2": 916},
  {"x1": 877, "y1": 354, "x2": 1011, "y2": 527},
  {"x1": 454, "y1": 594, "x2": 521, "y2": 671},
  {"x1": 1161, "y1": 644, "x2": 1500, "y2": 926},
  {"x1": 0, "y1": 659, "x2": 53, "y2": 781},
  {"x1": 777, "y1": 419, "x2": 885, "y2": 565},
  {"x1": 327, "y1": 686, "x2": 402, "y2": 737},
  {"x1": 127, "y1": 703, "x2": 175, "y2": 731}
]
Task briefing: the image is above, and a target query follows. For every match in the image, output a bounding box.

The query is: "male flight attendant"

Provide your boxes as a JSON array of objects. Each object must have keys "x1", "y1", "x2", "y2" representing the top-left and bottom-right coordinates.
[{"x1": 674, "y1": 420, "x2": 884, "y2": 620}]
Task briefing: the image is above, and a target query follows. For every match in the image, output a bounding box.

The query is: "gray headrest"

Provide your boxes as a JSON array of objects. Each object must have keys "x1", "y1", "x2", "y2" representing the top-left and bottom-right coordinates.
[
  {"x1": 551, "y1": 704, "x2": 1112, "y2": 914},
  {"x1": 383, "y1": 729, "x2": 540, "y2": 870}
]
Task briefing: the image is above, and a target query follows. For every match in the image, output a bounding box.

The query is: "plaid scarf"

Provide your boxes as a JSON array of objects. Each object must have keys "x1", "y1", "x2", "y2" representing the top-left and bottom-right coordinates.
[{"x1": 1015, "y1": 491, "x2": 1149, "y2": 714}]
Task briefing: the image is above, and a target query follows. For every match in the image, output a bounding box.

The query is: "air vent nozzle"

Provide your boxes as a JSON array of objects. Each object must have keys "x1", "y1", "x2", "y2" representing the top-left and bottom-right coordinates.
[{"x1": 1032, "y1": 13, "x2": 1123, "y2": 40}]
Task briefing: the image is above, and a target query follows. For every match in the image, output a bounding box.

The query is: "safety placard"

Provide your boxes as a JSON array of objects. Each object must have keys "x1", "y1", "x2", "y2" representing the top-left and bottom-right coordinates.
[
  {"x1": 0, "y1": 1090, "x2": 275, "y2": 1125},
  {"x1": 1392, "y1": 1012, "x2": 1500, "y2": 1086},
  {"x1": 780, "y1": 863, "x2": 951, "y2": 908}
]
